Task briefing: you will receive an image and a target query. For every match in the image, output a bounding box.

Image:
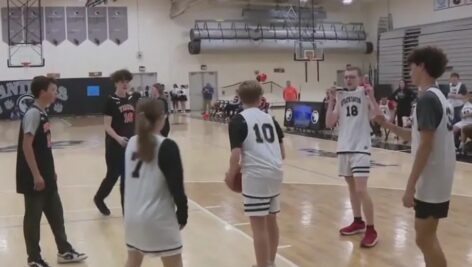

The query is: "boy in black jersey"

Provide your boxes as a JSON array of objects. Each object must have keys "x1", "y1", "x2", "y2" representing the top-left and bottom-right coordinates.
[
  {"x1": 94, "y1": 69, "x2": 139, "y2": 215},
  {"x1": 17, "y1": 76, "x2": 87, "y2": 267}
]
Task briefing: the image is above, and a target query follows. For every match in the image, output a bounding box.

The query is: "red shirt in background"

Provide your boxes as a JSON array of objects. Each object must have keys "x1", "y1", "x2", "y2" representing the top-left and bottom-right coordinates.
[{"x1": 283, "y1": 86, "x2": 298, "y2": 102}]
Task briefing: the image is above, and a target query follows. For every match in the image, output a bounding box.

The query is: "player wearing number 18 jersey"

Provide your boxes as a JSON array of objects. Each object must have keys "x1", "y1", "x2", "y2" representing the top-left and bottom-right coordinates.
[
  {"x1": 226, "y1": 81, "x2": 285, "y2": 267},
  {"x1": 326, "y1": 67, "x2": 380, "y2": 248}
]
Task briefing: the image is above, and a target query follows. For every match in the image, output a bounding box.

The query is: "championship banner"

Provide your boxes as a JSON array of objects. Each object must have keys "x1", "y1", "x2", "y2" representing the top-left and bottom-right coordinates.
[
  {"x1": 0, "y1": 78, "x2": 113, "y2": 120},
  {"x1": 284, "y1": 101, "x2": 325, "y2": 131}
]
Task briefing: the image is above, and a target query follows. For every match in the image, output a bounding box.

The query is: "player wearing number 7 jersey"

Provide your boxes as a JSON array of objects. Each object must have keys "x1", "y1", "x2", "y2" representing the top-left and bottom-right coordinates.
[
  {"x1": 326, "y1": 67, "x2": 381, "y2": 248},
  {"x1": 226, "y1": 80, "x2": 285, "y2": 267}
]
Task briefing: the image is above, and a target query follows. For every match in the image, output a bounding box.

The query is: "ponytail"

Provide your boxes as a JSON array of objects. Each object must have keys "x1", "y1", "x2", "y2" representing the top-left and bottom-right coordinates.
[{"x1": 135, "y1": 98, "x2": 165, "y2": 162}]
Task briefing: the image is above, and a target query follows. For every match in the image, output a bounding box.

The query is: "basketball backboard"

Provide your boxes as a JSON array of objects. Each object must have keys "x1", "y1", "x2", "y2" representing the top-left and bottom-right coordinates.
[{"x1": 293, "y1": 41, "x2": 325, "y2": 62}]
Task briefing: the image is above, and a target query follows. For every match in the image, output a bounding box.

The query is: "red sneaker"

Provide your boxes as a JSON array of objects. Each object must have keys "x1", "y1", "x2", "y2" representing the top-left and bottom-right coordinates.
[
  {"x1": 339, "y1": 221, "x2": 366, "y2": 236},
  {"x1": 361, "y1": 228, "x2": 378, "y2": 248}
]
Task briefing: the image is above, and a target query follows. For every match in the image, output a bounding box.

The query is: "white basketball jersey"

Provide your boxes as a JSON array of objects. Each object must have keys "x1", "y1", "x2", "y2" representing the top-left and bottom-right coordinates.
[
  {"x1": 336, "y1": 88, "x2": 371, "y2": 154},
  {"x1": 240, "y1": 108, "x2": 283, "y2": 197},
  {"x1": 448, "y1": 83, "x2": 465, "y2": 107},
  {"x1": 462, "y1": 101, "x2": 472, "y2": 119},
  {"x1": 412, "y1": 88, "x2": 456, "y2": 203},
  {"x1": 124, "y1": 135, "x2": 181, "y2": 251}
]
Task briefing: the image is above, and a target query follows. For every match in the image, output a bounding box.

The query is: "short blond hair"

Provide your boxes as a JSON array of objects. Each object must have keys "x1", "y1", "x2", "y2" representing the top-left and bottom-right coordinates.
[{"x1": 238, "y1": 80, "x2": 263, "y2": 105}]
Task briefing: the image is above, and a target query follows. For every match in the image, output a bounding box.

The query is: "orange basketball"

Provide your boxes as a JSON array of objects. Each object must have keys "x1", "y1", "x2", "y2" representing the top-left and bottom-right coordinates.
[{"x1": 225, "y1": 171, "x2": 242, "y2": 193}]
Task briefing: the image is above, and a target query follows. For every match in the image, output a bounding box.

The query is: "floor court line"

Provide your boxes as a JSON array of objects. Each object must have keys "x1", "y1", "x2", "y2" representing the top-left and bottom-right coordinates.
[
  {"x1": 2, "y1": 180, "x2": 471, "y2": 198},
  {"x1": 188, "y1": 199, "x2": 299, "y2": 267}
]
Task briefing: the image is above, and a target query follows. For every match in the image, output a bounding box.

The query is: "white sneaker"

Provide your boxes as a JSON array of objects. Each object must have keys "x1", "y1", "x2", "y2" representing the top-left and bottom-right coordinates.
[{"x1": 57, "y1": 250, "x2": 87, "y2": 263}]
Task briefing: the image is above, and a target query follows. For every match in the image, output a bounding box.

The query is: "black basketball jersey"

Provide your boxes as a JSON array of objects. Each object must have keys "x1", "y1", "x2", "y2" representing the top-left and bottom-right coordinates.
[
  {"x1": 158, "y1": 96, "x2": 170, "y2": 114},
  {"x1": 104, "y1": 93, "x2": 140, "y2": 142},
  {"x1": 16, "y1": 105, "x2": 56, "y2": 194}
]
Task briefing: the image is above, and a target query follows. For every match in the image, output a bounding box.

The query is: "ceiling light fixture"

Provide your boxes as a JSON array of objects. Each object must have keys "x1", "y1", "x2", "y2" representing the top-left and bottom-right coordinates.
[{"x1": 343, "y1": 0, "x2": 353, "y2": 4}]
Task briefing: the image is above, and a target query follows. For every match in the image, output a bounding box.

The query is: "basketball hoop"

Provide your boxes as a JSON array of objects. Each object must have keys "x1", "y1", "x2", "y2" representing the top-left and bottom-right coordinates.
[{"x1": 21, "y1": 62, "x2": 31, "y2": 68}]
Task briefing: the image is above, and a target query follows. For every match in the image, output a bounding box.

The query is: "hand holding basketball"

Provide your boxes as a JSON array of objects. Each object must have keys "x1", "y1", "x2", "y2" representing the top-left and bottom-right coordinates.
[{"x1": 225, "y1": 168, "x2": 242, "y2": 193}]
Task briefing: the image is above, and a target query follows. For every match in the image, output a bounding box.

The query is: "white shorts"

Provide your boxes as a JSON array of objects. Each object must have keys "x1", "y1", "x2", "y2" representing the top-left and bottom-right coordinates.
[
  {"x1": 243, "y1": 194, "x2": 280, "y2": 217},
  {"x1": 338, "y1": 153, "x2": 371, "y2": 178},
  {"x1": 454, "y1": 119, "x2": 472, "y2": 130},
  {"x1": 127, "y1": 244, "x2": 182, "y2": 258}
]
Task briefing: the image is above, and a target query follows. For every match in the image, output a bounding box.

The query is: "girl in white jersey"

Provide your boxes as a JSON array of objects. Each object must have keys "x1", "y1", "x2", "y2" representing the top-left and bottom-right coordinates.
[
  {"x1": 124, "y1": 98, "x2": 188, "y2": 267},
  {"x1": 375, "y1": 46, "x2": 455, "y2": 267}
]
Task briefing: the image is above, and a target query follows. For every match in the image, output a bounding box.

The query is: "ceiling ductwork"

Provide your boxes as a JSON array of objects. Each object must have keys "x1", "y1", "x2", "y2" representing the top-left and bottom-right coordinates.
[
  {"x1": 188, "y1": 39, "x2": 373, "y2": 54},
  {"x1": 188, "y1": 20, "x2": 372, "y2": 55}
]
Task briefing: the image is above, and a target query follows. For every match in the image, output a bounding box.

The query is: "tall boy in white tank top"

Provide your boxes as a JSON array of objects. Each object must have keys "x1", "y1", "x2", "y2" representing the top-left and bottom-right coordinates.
[
  {"x1": 226, "y1": 81, "x2": 285, "y2": 267},
  {"x1": 374, "y1": 47, "x2": 455, "y2": 267},
  {"x1": 325, "y1": 67, "x2": 380, "y2": 248}
]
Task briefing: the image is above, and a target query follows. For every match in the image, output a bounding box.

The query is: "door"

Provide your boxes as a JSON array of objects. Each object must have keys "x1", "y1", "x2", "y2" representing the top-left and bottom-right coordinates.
[
  {"x1": 130, "y1": 73, "x2": 157, "y2": 95},
  {"x1": 188, "y1": 72, "x2": 218, "y2": 111}
]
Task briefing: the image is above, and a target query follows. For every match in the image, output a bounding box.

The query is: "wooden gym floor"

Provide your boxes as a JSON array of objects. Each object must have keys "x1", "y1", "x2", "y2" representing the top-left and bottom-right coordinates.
[{"x1": 1, "y1": 112, "x2": 472, "y2": 267}]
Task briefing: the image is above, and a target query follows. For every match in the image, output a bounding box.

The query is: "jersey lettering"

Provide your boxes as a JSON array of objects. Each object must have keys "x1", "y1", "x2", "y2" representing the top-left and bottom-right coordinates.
[{"x1": 124, "y1": 112, "x2": 134, "y2": 123}]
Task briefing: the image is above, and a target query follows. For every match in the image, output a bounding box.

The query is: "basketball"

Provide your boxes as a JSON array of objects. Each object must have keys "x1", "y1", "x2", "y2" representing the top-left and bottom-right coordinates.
[{"x1": 225, "y1": 171, "x2": 242, "y2": 193}]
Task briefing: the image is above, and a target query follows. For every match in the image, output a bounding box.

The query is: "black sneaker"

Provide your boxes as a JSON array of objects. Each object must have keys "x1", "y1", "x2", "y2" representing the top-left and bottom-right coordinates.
[
  {"x1": 57, "y1": 250, "x2": 87, "y2": 263},
  {"x1": 94, "y1": 197, "x2": 110, "y2": 216},
  {"x1": 28, "y1": 259, "x2": 50, "y2": 267}
]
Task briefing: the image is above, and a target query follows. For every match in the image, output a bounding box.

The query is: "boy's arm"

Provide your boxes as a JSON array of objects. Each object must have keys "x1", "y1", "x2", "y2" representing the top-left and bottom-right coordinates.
[
  {"x1": 22, "y1": 109, "x2": 45, "y2": 191},
  {"x1": 226, "y1": 114, "x2": 246, "y2": 178},
  {"x1": 273, "y1": 118, "x2": 285, "y2": 159},
  {"x1": 325, "y1": 88, "x2": 339, "y2": 128},
  {"x1": 375, "y1": 119, "x2": 412, "y2": 141}
]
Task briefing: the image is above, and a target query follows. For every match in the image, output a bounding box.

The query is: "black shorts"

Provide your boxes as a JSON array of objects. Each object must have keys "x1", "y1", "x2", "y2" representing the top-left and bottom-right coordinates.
[{"x1": 414, "y1": 199, "x2": 449, "y2": 219}]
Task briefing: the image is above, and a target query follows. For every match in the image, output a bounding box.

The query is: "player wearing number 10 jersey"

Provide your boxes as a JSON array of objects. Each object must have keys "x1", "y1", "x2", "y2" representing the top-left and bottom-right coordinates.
[
  {"x1": 326, "y1": 67, "x2": 380, "y2": 248},
  {"x1": 94, "y1": 69, "x2": 140, "y2": 216},
  {"x1": 226, "y1": 81, "x2": 285, "y2": 267}
]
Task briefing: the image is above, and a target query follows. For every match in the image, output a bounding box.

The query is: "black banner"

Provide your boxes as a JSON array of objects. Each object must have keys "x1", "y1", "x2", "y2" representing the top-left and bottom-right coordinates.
[
  {"x1": 284, "y1": 101, "x2": 325, "y2": 130},
  {"x1": 0, "y1": 78, "x2": 113, "y2": 120}
]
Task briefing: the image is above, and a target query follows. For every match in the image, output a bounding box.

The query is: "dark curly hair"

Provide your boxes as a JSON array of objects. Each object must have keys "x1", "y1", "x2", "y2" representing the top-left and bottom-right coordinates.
[
  {"x1": 407, "y1": 46, "x2": 448, "y2": 79},
  {"x1": 110, "y1": 69, "x2": 133, "y2": 84}
]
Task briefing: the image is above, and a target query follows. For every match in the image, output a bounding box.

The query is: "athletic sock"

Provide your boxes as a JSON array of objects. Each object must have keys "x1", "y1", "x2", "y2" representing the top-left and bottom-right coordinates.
[{"x1": 354, "y1": 217, "x2": 363, "y2": 223}]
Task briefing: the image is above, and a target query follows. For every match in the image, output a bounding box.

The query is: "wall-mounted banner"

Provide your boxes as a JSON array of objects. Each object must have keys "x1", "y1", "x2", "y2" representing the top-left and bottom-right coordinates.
[
  {"x1": 284, "y1": 101, "x2": 326, "y2": 131},
  {"x1": 88, "y1": 7, "x2": 108, "y2": 45},
  {"x1": 66, "y1": 7, "x2": 87, "y2": 45},
  {"x1": 45, "y1": 7, "x2": 66, "y2": 46},
  {"x1": 23, "y1": 7, "x2": 42, "y2": 44},
  {"x1": 0, "y1": 78, "x2": 114, "y2": 120},
  {"x1": 108, "y1": 7, "x2": 128, "y2": 45},
  {"x1": 1, "y1": 7, "x2": 23, "y2": 44}
]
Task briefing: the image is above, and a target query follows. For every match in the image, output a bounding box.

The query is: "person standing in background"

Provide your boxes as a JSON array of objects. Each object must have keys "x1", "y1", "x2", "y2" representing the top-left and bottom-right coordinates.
[
  {"x1": 447, "y1": 73, "x2": 468, "y2": 125},
  {"x1": 152, "y1": 83, "x2": 171, "y2": 137},
  {"x1": 170, "y1": 84, "x2": 179, "y2": 113},
  {"x1": 282, "y1": 81, "x2": 298, "y2": 102},
  {"x1": 177, "y1": 85, "x2": 188, "y2": 113},
  {"x1": 202, "y1": 83, "x2": 214, "y2": 114},
  {"x1": 389, "y1": 80, "x2": 415, "y2": 128}
]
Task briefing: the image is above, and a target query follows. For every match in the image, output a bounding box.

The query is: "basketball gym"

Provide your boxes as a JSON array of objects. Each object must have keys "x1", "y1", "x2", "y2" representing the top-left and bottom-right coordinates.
[{"x1": 1, "y1": 0, "x2": 472, "y2": 266}]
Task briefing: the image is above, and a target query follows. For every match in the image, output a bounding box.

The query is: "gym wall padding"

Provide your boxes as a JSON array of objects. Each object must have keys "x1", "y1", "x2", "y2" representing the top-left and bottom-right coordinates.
[
  {"x1": 0, "y1": 77, "x2": 114, "y2": 120},
  {"x1": 379, "y1": 17, "x2": 472, "y2": 87}
]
